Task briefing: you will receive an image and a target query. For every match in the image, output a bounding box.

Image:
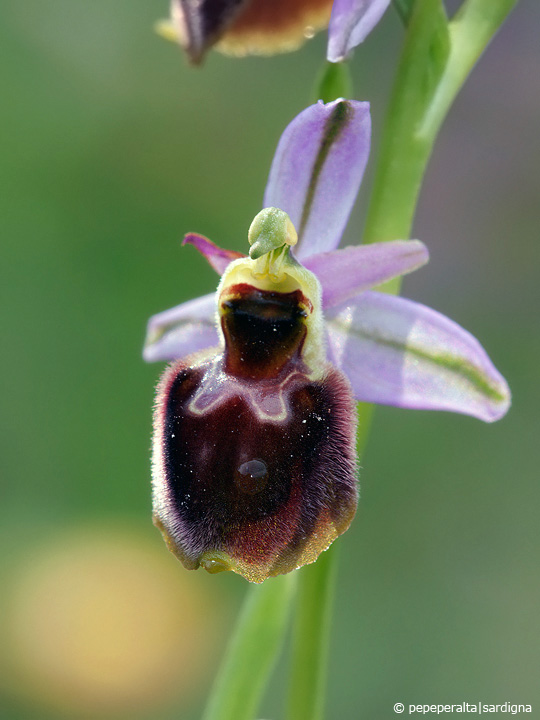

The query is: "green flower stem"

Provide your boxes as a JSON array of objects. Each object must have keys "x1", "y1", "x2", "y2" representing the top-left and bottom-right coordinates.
[
  {"x1": 363, "y1": 0, "x2": 450, "y2": 246},
  {"x1": 420, "y1": 0, "x2": 519, "y2": 142},
  {"x1": 313, "y1": 61, "x2": 354, "y2": 104},
  {"x1": 201, "y1": 573, "x2": 296, "y2": 720},
  {"x1": 286, "y1": 542, "x2": 338, "y2": 720},
  {"x1": 364, "y1": 0, "x2": 518, "y2": 248}
]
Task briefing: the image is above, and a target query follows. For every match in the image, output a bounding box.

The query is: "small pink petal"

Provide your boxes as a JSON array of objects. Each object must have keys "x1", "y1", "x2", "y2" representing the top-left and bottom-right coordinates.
[{"x1": 183, "y1": 233, "x2": 245, "y2": 275}]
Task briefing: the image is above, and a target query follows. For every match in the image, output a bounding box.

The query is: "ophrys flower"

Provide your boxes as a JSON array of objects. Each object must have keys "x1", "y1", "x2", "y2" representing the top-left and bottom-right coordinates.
[{"x1": 144, "y1": 100, "x2": 510, "y2": 583}]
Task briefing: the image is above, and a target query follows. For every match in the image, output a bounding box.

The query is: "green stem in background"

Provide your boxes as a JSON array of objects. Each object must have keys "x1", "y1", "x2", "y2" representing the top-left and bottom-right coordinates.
[
  {"x1": 363, "y1": 0, "x2": 450, "y2": 245},
  {"x1": 286, "y1": 544, "x2": 337, "y2": 720},
  {"x1": 355, "y1": 402, "x2": 376, "y2": 460},
  {"x1": 364, "y1": 0, "x2": 518, "y2": 247},
  {"x1": 201, "y1": 573, "x2": 295, "y2": 720},
  {"x1": 420, "y1": 0, "x2": 519, "y2": 141}
]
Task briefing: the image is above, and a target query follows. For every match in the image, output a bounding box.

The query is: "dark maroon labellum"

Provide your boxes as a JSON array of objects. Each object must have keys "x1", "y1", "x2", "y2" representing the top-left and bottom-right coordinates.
[{"x1": 152, "y1": 284, "x2": 357, "y2": 582}]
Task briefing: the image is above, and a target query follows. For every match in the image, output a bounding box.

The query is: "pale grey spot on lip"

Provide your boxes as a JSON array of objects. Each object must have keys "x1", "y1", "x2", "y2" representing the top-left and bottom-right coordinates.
[{"x1": 236, "y1": 459, "x2": 269, "y2": 494}]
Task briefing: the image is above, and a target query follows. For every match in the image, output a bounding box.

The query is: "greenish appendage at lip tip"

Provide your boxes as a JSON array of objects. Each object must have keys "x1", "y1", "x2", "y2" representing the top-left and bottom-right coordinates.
[{"x1": 200, "y1": 551, "x2": 233, "y2": 575}]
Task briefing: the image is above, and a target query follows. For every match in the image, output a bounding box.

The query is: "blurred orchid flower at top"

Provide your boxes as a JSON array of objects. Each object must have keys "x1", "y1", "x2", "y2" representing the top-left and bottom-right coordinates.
[
  {"x1": 158, "y1": 0, "x2": 391, "y2": 64},
  {"x1": 144, "y1": 99, "x2": 510, "y2": 582},
  {"x1": 145, "y1": 98, "x2": 510, "y2": 425}
]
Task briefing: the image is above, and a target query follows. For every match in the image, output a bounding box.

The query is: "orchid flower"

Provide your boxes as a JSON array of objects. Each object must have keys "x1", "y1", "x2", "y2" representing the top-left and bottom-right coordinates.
[
  {"x1": 144, "y1": 99, "x2": 510, "y2": 583},
  {"x1": 160, "y1": 0, "x2": 390, "y2": 64}
]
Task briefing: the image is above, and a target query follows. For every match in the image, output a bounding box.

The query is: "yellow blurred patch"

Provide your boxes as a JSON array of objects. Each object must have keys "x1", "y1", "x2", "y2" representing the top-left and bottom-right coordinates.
[
  {"x1": 154, "y1": 19, "x2": 180, "y2": 44},
  {"x1": 2, "y1": 522, "x2": 227, "y2": 717}
]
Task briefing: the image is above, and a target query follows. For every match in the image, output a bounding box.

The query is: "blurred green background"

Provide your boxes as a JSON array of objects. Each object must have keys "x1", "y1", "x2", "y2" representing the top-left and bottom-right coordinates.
[{"x1": 1, "y1": 1, "x2": 539, "y2": 718}]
